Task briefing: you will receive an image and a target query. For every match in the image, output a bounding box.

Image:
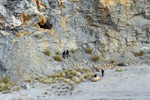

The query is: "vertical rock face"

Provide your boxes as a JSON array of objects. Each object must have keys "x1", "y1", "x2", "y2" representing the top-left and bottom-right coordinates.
[{"x1": 0, "y1": 0, "x2": 150, "y2": 81}]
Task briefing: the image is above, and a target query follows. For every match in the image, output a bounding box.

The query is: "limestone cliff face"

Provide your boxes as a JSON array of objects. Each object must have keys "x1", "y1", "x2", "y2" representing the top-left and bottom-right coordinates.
[{"x1": 0, "y1": 0, "x2": 150, "y2": 81}]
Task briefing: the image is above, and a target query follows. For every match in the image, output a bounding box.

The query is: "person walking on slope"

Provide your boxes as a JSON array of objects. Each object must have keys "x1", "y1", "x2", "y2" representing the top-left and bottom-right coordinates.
[
  {"x1": 66, "y1": 49, "x2": 69, "y2": 58},
  {"x1": 62, "y1": 50, "x2": 66, "y2": 59},
  {"x1": 101, "y1": 69, "x2": 104, "y2": 77}
]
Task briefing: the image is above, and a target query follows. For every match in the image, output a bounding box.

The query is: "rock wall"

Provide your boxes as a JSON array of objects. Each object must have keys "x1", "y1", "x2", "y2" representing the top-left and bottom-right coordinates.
[{"x1": 0, "y1": 0, "x2": 150, "y2": 81}]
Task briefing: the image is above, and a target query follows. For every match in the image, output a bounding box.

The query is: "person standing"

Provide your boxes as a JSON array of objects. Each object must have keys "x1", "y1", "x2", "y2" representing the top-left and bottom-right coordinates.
[
  {"x1": 101, "y1": 69, "x2": 104, "y2": 77},
  {"x1": 62, "y1": 50, "x2": 66, "y2": 59},
  {"x1": 66, "y1": 49, "x2": 69, "y2": 58}
]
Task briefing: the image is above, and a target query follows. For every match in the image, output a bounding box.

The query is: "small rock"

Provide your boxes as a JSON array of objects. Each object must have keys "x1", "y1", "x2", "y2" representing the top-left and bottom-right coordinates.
[
  {"x1": 21, "y1": 83, "x2": 30, "y2": 90},
  {"x1": 92, "y1": 76, "x2": 100, "y2": 82}
]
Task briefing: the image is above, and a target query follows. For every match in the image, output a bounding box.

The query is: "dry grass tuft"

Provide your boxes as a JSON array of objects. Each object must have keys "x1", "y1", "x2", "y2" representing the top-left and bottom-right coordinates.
[
  {"x1": 53, "y1": 55, "x2": 62, "y2": 62},
  {"x1": 70, "y1": 49, "x2": 76, "y2": 54},
  {"x1": 134, "y1": 50, "x2": 145, "y2": 57},
  {"x1": 86, "y1": 48, "x2": 93, "y2": 54},
  {"x1": 44, "y1": 49, "x2": 51, "y2": 56},
  {"x1": 92, "y1": 55, "x2": 100, "y2": 62}
]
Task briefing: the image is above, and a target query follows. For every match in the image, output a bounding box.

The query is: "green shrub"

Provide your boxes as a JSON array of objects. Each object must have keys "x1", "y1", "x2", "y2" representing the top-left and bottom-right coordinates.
[
  {"x1": 43, "y1": 80, "x2": 48, "y2": 84},
  {"x1": 134, "y1": 52, "x2": 138, "y2": 57},
  {"x1": 71, "y1": 77, "x2": 76, "y2": 81},
  {"x1": 92, "y1": 55, "x2": 100, "y2": 62},
  {"x1": 44, "y1": 49, "x2": 51, "y2": 56},
  {"x1": 72, "y1": 71, "x2": 77, "y2": 76},
  {"x1": 134, "y1": 50, "x2": 145, "y2": 57},
  {"x1": 0, "y1": 76, "x2": 14, "y2": 92},
  {"x1": 55, "y1": 51, "x2": 60, "y2": 55},
  {"x1": 111, "y1": 59, "x2": 115, "y2": 64},
  {"x1": 70, "y1": 81, "x2": 74, "y2": 86},
  {"x1": 45, "y1": 91, "x2": 48, "y2": 94},
  {"x1": 16, "y1": 86, "x2": 20, "y2": 91},
  {"x1": 86, "y1": 48, "x2": 93, "y2": 54},
  {"x1": 79, "y1": 77, "x2": 84, "y2": 82},
  {"x1": 51, "y1": 73, "x2": 56, "y2": 78},
  {"x1": 69, "y1": 68, "x2": 73, "y2": 72},
  {"x1": 77, "y1": 67, "x2": 82, "y2": 72},
  {"x1": 2, "y1": 76, "x2": 10, "y2": 83},
  {"x1": 88, "y1": 74, "x2": 92, "y2": 80},
  {"x1": 60, "y1": 71, "x2": 66, "y2": 77},
  {"x1": 76, "y1": 80, "x2": 81, "y2": 84},
  {"x1": 47, "y1": 75, "x2": 50, "y2": 78},
  {"x1": 70, "y1": 49, "x2": 76, "y2": 54},
  {"x1": 53, "y1": 55, "x2": 62, "y2": 62},
  {"x1": 139, "y1": 50, "x2": 145, "y2": 56},
  {"x1": 34, "y1": 34, "x2": 39, "y2": 38}
]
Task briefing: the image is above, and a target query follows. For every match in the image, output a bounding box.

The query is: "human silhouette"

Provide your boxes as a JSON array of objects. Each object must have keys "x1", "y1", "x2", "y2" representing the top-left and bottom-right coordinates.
[
  {"x1": 62, "y1": 50, "x2": 66, "y2": 59},
  {"x1": 101, "y1": 69, "x2": 104, "y2": 77},
  {"x1": 66, "y1": 49, "x2": 69, "y2": 58}
]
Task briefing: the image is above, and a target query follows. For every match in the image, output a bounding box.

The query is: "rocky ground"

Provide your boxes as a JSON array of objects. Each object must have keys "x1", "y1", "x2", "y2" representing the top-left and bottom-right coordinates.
[
  {"x1": 0, "y1": 51, "x2": 150, "y2": 100},
  {"x1": 0, "y1": 0, "x2": 150, "y2": 99},
  {"x1": 0, "y1": 64, "x2": 150, "y2": 100}
]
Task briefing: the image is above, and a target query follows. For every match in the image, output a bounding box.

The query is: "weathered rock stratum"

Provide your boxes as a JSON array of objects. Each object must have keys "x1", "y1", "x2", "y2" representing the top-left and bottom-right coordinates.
[{"x1": 0, "y1": 0, "x2": 150, "y2": 82}]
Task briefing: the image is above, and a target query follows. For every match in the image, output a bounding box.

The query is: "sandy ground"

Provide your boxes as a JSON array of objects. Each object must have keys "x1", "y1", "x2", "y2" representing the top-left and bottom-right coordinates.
[{"x1": 0, "y1": 64, "x2": 150, "y2": 100}]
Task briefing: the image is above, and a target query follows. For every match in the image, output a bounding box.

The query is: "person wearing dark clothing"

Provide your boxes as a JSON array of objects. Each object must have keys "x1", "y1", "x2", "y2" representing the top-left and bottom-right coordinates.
[
  {"x1": 66, "y1": 49, "x2": 69, "y2": 58},
  {"x1": 62, "y1": 50, "x2": 66, "y2": 59},
  {"x1": 94, "y1": 74, "x2": 97, "y2": 78},
  {"x1": 101, "y1": 69, "x2": 104, "y2": 77}
]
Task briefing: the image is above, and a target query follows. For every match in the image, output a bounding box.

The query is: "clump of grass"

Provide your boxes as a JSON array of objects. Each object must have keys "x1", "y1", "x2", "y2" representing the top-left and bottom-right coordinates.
[
  {"x1": 60, "y1": 71, "x2": 66, "y2": 77},
  {"x1": 57, "y1": 74, "x2": 60, "y2": 78},
  {"x1": 69, "y1": 68, "x2": 73, "y2": 72},
  {"x1": 134, "y1": 52, "x2": 138, "y2": 57},
  {"x1": 0, "y1": 83, "x2": 5, "y2": 91},
  {"x1": 62, "y1": 83, "x2": 65, "y2": 86},
  {"x1": 77, "y1": 67, "x2": 82, "y2": 72},
  {"x1": 139, "y1": 50, "x2": 145, "y2": 56},
  {"x1": 79, "y1": 77, "x2": 84, "y2": 82},
  {"x1": 53, "y1": 55, "x2": 62, "y2": 62},
  {"x1": 55, "y1": 51, "x2": 60, "y2": 55},
  {"x1": 86, "y1": 48, "x2": 93, "y2": 54},
  {"x1": 134, "y1": 50, "x2": 145, "y2": 57},
  {"x1": 88, "y1": 74, "x2": 92, "y2": 80},
  {"x1": 52, "y1": 80, "x2": 56, "y2": 83},
  {"x1": 83, "y1": 68, "x2": 90, "y2": 73},
  {"x1": 83, "y1": 74, "x2": 88, "y2": 79},
  {"x1": 77, "y1": 73, "x2": 81, "y2": 77},
  {"x1": 16, "y1": 86, "x2": 20, "y2": 91},
  {"x1": 25, "y1": 79, "x2": 31, "y2": 83},
  {"x1": 72, "y1": 71, "x2": 77, "y2": 76},
  {"x1": 2, "y1": 76, "x2": 10, "y2": 83},
  {"x1": 63, "y1": 67, "x2": 67, "y2": 71},
  {"x1": 51, "y1": 73, "x2": 56, "y2": 78},
  {"x1": 43, "y1": 80, "x2": 48, "y2": 84},
  {"x1": 70, "y1": 81, "x2": 74, "y2": 86},
  {"x1": 35, "y1": 77, "x2": 39, "y2": 80},
  {"x1": 92, "y1": 55, "x2": 100, "y2": 62},
  {"x1": 44, "y1": 49, "x2": 51, "y2": 56},
  {"x1": 70, "y1": 49, "x2": 76, "y2": 54},
  {"x1": 18, "y1": 98, "x2": 23, "y2": 100},
  {"x1": 0, "y1": 76, "x2": 14, "y2": 92},
  {"x1": 47, "y1": 75, "x2": 50, "y2": 78},
  {"x1": 64, "y1": 79, "x2": 71, "y2": 83},
  {"x1": 48, "y1": 80, "x2": 52, "y2": 84},
  {"x1": 76, "y1": 80, "x2": 81, "y2": 84},
  {"x1": 71, "y1": 77, "x2": 77, "y2": 81},
  {"x1": 111, "y1": 59, "x2": 115, "y2": 64},
  {"x1": 34, "y1": 34, "x2": 39, "y2": 38}
]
